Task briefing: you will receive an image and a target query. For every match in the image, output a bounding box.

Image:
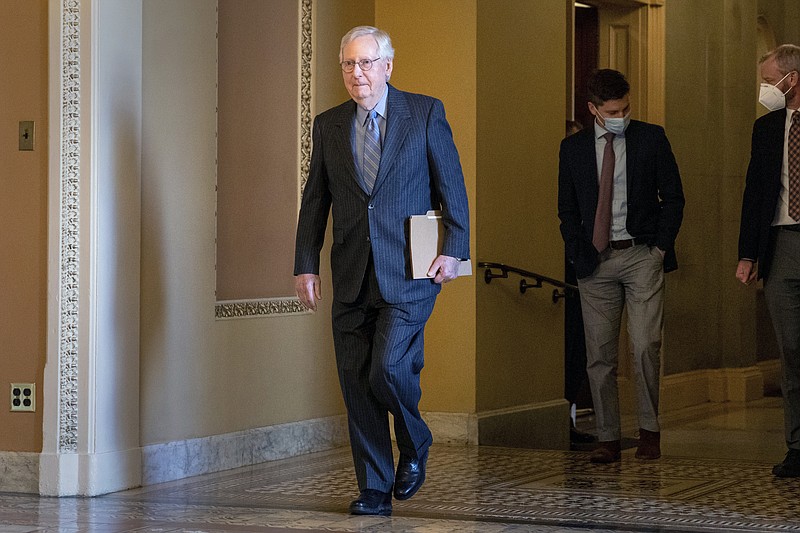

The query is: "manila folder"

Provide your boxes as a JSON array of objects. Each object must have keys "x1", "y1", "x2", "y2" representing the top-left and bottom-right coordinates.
[{"x1": 409, "y1": 210, "x2": 472, "y2": 279}]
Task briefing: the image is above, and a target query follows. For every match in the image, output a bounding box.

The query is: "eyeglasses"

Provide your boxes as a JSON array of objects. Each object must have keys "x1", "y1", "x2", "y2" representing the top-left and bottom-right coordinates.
[{"x1": 340, "y1": 57, "x2": 381, "y2": 73}]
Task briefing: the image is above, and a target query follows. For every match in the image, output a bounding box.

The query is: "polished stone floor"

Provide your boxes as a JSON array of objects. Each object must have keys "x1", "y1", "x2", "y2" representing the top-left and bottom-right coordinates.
[{"x1": 2, "y1": 397, "x2": 799, "y2": 533}]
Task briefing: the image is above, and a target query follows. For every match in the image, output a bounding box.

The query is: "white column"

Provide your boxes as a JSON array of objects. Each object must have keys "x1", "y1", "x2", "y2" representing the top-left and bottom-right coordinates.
[{"x1": 41, "y1": 0, "x2": 143, "y2": 496}]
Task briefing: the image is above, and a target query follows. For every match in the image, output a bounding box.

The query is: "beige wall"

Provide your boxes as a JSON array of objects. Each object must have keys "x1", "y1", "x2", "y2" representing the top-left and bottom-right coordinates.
[
  {"x1": 216, "y1": 0, "x2": 299, "y2": 301},
  {"x1": 475, "y1": 0, "x2": 568, "y2": 411},
  {"x1": 139, "y1": 0, "x2": 376, "y2": 446},
  {"x1": 758, "y1": 0, "x2": 800, "y2": 47},
  {"x1": 663, "y1": 0, "x2": 757, "y2": 374},
  {"x1": 0, "y1": 0, "x2": 48, "y2": 452}
]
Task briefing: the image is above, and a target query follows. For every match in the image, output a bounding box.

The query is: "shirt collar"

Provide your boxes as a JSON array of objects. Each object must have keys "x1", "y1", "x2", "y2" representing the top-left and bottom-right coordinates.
[
  {"x1": 593, "y1": 119, "x2": 611, "y2": 139},
  {"x1": 593, "y1": 118, "x2": 624, "y2": 139}
]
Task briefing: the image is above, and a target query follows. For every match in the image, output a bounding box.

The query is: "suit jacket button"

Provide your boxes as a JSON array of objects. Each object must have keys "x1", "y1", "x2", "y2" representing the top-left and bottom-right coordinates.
[{"x1": 368, "y1": 204, "x2": 374, "y2": 209}]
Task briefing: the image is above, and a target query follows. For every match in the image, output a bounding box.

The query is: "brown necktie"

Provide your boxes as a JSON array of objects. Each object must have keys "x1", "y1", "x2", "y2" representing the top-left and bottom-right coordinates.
[
  {"x1": 789, "y1": 111, "x2": 800, "y2": 221},
  {"x1": 593, "y1": 132, "x2": 616, "y2": 252}
]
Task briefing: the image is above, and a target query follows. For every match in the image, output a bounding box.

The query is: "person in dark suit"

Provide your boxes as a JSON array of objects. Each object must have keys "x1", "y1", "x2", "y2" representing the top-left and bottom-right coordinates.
[
  {"x1": 294, "y1": 26, "x2": 470, "y2": 515},
  {"x1": 736, "y1": 44, "x2": 800, "y2": 478},
  {"x1": 563, "y1": 119, "x2": 597, "y2": 448},
  {"x1": 558, "y1": 69, "x2": 684, "y2": 464}
]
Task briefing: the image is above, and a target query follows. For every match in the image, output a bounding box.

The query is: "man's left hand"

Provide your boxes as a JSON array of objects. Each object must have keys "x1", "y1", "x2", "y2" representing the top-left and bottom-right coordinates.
[{"x1": 428, "y1": 255, "x2": 460, "y2": 284}]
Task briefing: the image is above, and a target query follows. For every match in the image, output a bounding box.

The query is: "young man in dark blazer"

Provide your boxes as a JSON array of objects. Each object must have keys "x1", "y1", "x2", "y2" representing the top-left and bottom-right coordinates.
[
  {"x1": 736, "y1": 44, "x2": 800, "y2": 478},
  {"x1": 294, "y1": 26, "x2": 470, "y2": 515},
  {"x1": 558, "y1": 69, "x2": 684, "y2": 464}
]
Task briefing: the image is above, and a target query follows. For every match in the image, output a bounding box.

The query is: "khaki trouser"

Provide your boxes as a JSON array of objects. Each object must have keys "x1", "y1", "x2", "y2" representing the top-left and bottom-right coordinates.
[{"x1": 577, "y1": 244, "x2": 665, "y2": 442}]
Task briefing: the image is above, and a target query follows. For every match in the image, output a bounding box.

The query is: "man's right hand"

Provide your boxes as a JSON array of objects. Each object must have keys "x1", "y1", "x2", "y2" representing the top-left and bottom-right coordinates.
[
  {"x1": 295, "y1": 273, "x2": 322, "y2": 311},
  {"x1": 735, "y1": 260, "x2": 757, "y2": 285}
]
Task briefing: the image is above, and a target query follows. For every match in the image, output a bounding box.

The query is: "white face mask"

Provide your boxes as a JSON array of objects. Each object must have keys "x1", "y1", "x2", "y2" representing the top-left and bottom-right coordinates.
[
  {"x1": 600, "y1": 112, "x2": 630, "y2": 135},
  {"x1": 759, "y1": 71, "x2": 793, "y2": 111}
]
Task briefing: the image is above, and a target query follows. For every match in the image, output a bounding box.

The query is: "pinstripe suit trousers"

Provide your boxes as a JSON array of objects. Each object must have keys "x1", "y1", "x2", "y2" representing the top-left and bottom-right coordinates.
[{"x1": 331, "y1": 254, "x2": 436, "y2": 492}]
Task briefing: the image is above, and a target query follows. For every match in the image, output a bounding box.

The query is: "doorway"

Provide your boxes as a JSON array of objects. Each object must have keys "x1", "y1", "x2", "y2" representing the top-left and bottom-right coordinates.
[
  {"x1": 564, "y1": 2, "x2": 599, "y2": 431},
  {"x1": 565, "y1": 0, "x2": 667, "y2": 425}
]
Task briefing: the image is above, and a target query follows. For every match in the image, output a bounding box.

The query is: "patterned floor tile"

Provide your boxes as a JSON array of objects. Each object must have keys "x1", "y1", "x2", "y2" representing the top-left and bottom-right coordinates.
[
  {"x1": 100, "y1": 444, "x2": 800, "y2": 532},
  {"x1": 1, "y1": 401, "x2": 798, "y2": 532}
]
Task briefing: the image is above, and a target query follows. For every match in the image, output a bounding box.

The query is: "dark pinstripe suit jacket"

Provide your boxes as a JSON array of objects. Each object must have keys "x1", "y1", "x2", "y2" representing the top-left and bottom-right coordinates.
[
  {"x1": 738, "y1": 109, "x2": 789, "y2": 280},
  {"x1": 294, "y1": 85, "x2": 470, "y2": 304}
]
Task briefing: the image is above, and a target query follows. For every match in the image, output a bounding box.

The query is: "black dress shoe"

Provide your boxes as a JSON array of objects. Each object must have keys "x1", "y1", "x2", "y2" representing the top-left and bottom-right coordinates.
[
  {"x1": 570, "y1": 426, "x2": 597, "y2": 444},
  {"x1": 393, "y1": 451, "x2": 428, "y2": 500},
  {"x1": 349, "y1": 489, "x2": 392, "y2": 516},
  {"x1": 773, "y1": 449, "x2": 800, "y2": 478}
]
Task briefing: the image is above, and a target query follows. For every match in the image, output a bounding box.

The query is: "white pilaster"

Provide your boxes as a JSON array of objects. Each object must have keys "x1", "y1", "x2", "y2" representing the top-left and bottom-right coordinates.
[{"x1": 41, "y1": 0, "x2": 143, "y2": 496}]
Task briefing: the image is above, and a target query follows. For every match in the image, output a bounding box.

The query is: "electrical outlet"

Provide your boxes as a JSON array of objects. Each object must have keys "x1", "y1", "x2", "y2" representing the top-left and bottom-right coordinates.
[{"x1": 10, "y1": 383, "x2": 35, "y2": 412}]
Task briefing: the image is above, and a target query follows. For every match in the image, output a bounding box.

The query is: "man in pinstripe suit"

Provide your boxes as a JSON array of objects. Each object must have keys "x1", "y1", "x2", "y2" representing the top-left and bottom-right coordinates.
[{"x1": 294, "y1": 26, "x2": 470, "y2": 516}]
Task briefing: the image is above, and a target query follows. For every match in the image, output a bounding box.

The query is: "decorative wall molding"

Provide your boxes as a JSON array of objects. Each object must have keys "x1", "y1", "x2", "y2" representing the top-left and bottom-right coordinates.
[
  {"x1": 215, "y1": 297, "x2": 310, "y2": 319},
  {"x1": 299, "y1": 0, "x2": 312, "y2": 192},
  {"x1": 58, "y1": 0, "x2": 82, "y2": 454},
  {"x1": 215, "y1": 0, "x2": 312, "y2": 319}
]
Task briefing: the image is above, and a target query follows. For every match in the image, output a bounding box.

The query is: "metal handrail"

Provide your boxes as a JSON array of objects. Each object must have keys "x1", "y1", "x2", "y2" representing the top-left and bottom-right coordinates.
[{"x1": 478, "y1": 261, "x2": 578, "y2": 303}]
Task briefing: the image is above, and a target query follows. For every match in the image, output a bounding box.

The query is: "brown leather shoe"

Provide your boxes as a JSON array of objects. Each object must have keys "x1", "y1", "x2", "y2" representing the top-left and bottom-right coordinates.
[
  {"x1": 635, "y1": 428, "x2": 661, "y2": 460},
  {"x1": 590, "y1": 440, "x2": 621, "y2": 463}
]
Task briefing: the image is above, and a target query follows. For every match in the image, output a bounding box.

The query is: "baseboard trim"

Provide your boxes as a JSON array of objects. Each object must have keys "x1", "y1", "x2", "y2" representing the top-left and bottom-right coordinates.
[
  {"x1": 38, "y1": 447, "x2": 141, "y2": 496},
  {"x1": 660, "y1": 365, "x2": 769, "y2": 412},
  {"x1": 423, "y1": 411, "x2": 479, "y2": 445},
  {"x1": 476, "y1": 399, "x2": 570, "y2": 450},
  {"x1": 757, "y1": 359, "x2": 782, "y2": 394},
  {"x1": 142, "y1": 414, "x2": 349, "y2": 486},
  {"x1": 708, "y1": 366, "x2": 764, "y2": 403},
  {"x1": 0, "y1": 451, "x2": 38, "y2": 493},
  {"x1": 615, "y1": 364, "x2": 774, "y2": 415},
  {"x1": 660, "y1": 370, "x2": 710, "y2": 412}
]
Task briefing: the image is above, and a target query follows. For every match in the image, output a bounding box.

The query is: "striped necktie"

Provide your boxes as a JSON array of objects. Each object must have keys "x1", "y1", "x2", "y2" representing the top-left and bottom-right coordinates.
[
  {"x1": 363, "y1": 110, "x2": 381, "y2": 193},
  {"x1": 789, "y1": 110, "x2": 800, "y2": 221}
]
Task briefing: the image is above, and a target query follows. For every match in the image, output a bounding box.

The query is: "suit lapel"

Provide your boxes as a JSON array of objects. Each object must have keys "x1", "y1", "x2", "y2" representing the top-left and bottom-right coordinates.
[
  {"x1": 329, "y1": 100, "x2": 362, "y2": 190},
  {"x1": 371, "y1": 85, "x2": 411, "y2": 196},
  {"x1": 769, "y1": 109, "x2": 788, "y2": 163},
  {"x1": 624, "y1": 120, "x2": 639, "y2": 198},
  {"x1": 577, "y1": 127, "x2": 599, "y2": 206}
]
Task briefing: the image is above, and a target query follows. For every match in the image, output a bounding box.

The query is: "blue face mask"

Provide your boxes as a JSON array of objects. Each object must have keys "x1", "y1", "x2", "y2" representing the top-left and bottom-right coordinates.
[{"x1": 600, "y1": 112, "x2": 630, "y2": 135}]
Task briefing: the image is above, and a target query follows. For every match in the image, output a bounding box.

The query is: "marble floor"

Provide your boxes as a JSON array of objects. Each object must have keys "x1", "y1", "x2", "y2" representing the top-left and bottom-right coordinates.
[{"x1": 2, "y1": 397, "x2": 799, "y2": 533}]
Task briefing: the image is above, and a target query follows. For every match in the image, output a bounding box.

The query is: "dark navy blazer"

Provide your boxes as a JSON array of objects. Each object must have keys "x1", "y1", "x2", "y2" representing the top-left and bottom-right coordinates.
[
  {"x1": 738, "y1": 109, "x2": 789, "y2": 280},
  {"x1": 294, "y1": 85, "x2": 470, "y2": 304},
  {"x1": 558, "y1": 120, "x2": 685, "y2": 280}
]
